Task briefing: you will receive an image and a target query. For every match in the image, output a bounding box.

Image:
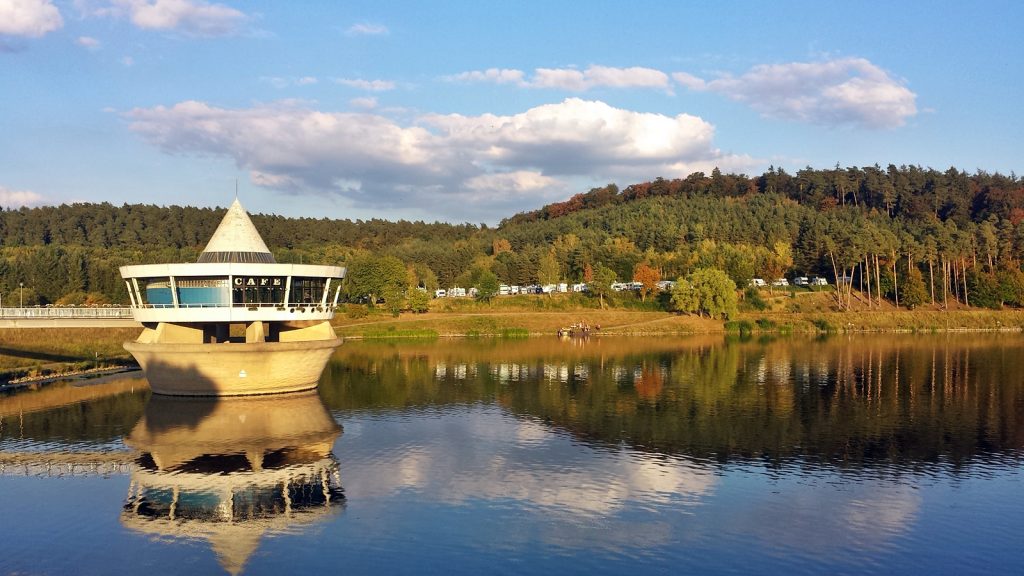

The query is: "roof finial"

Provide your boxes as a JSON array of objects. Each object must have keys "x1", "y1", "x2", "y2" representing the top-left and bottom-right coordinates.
[{"x1": 234, "y1": 178, "x2": 238, "y2": 200}]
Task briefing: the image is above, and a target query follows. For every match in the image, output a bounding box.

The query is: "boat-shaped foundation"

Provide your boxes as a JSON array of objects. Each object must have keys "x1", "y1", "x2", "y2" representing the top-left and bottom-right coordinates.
[{"x1": 125, "y1": 337, "x2": 340, "y2": 396}]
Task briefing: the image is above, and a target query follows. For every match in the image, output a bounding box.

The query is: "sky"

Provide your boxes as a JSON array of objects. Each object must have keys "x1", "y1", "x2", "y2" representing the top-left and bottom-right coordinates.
[{"x1": 1, "y1": 0, "x2": 1022, "y2": 224}]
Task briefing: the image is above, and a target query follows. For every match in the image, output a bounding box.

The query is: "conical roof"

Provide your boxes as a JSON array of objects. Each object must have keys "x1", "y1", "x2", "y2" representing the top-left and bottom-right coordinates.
[{"x1": 198, "y1": 199, "x2": 276, "y2": 264}]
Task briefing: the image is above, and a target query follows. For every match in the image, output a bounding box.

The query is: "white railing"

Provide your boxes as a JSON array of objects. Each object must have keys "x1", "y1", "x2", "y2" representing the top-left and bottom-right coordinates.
[
  {"x1": 133, "y1": 302, "x2": 330, "y2": 310},
  {"x1": 0, "y1": 306, "x2": 135, "y2": 319}
]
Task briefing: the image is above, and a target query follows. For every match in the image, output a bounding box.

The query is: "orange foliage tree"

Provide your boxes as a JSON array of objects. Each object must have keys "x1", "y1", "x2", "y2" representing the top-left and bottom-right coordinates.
[{"x1": 633, "y1": 263, "x2": 661, "y2": 302}]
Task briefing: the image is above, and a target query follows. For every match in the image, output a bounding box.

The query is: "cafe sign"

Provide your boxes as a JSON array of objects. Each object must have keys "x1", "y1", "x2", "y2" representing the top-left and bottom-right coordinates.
[{"x1": 233, "y1": 276, "x2": 284, "y2": 287}]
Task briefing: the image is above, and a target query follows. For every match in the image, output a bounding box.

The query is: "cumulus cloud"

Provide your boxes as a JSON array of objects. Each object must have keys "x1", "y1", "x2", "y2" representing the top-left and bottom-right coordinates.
[
  {"x1": 126, "y1": 98, "x2": 749, "y2": 220},
  {"x1": 0, "y1": 0, "x2": 63, "y2": 38},
  {"x1": 94, "y1": 0, "x2": 246, "y2": 37},
  {"x1": 334, "y1": 78, "x2": 396, "y2": 91},
  {"x1": 76, "y1": 35, "x2": 101, "y2": 48},
  {"x1": 674, "y1": 57, "x2": 917, "y2": 128},
  {"x1": 346, "y1": 22, "x2": 388, "y2": 36},
  {"x1": 0, "y1": 185, "x2": 45, "y2": 207},
  {"x1": 448, "y1": 65, "x2": 671, "y2": 92},
  {"x1": 422, "y1": 98, "x2": 721, "y2": 175}
]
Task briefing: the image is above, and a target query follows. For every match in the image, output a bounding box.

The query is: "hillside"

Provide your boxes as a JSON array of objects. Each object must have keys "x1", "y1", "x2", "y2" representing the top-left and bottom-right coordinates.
[{"x1": 2, "y1": 164, "x2": 1023, "y2": 311}]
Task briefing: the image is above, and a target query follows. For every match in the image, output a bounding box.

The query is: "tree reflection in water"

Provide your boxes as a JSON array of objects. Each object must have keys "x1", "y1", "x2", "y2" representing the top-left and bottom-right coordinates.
[{"x1": 322, "y1": 335, "x2": 1024, "y2": 470}]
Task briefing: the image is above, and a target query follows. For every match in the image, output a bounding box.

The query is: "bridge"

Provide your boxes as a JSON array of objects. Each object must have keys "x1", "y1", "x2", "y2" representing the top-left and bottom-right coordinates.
[{"x1": 0, "y1": 307, "x2": 139, "y2": 328}]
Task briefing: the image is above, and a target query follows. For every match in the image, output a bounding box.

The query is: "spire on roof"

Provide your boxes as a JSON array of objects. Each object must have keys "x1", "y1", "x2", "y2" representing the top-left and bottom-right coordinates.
[{"x1": 197, "y1": 199, "x2": 276, "y2": 264}]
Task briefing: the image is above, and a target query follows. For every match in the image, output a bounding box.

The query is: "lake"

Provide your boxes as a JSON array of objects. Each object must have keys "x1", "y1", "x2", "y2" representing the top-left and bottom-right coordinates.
[{"x1": 1, "y1": 334, "x2": 1021, "y2": 575}]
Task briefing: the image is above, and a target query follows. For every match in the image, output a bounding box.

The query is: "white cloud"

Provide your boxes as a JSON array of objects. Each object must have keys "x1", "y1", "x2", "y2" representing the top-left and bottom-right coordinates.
[
  {"x1": 100, "y1": 0, "x2": 246, "y2": 37},
  {"x1": 446, "y1": 68, "x2": 527, "y2": 86},
  {"x1": 464, "y1": 171, "x2": 565, "y2": 201},
  {"x1": 76, "y1": 35, "x2": 101, "y2": 49},
  {"x1": 449, "y1": 65, "x2": 671, "y2": 92},
  {"x1": 674, "y1": 57, "x2": 917, "y2": 128},
  {"x1": 349, "y1": 96, "x2": 378, "y2": 110},
  {"x1": 334, "y1": 78, "x2": 396, "y2": 92},
  {"x1": 260, "y1": 75, "x2": 318, "y2": 88},
  {"x1": 126, "y1": 98, "x2": 750, "y2": 220},
  {"x1": 422, "y1": 98, "x2": 723, "y2": 175},
  {"x1": 0, "y1": 0, "x2": 63, "y2": 38},
  {"x1": 0, "y1": 185, "x2": 45, "y2": 207},
  {"x1": 346, "y1": 22, "x2": 388, "y2": 36}
]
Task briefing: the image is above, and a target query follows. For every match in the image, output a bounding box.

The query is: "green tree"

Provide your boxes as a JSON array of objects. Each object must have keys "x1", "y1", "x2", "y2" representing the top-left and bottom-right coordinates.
[
  {"x1": 689, "y1": 268, "x2": 738, "y2": 319},
  {"x1": 900, "y1": 266, "x2": 929, "y2": 309},
  {"x1": 670, "y1": 278, "x2": 699, "y2": 314},
  {"x1": 537, "y1": 250, "x2": 560, "y2": 289},
  {"x1": 406, "y1": 288, "x2": 430, "y2": 313},
  {"x1": 590, "y1": 265, "x2": 617, "y2": 309},
  {"x1": 409, "y1": 262, "x2": 439, "y2": 292},
  {"x1": 345, "y1": 254, "x2": 407, "y2": 306},
  {"x1": 475, "y1": 270, "x2": 500, "y2": 302}
]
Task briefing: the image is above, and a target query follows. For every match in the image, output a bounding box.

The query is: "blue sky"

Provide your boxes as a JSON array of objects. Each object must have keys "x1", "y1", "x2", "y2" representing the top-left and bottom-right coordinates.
[{"x1": 1, "y1": 1, "x2": 1021, "y2": 223}]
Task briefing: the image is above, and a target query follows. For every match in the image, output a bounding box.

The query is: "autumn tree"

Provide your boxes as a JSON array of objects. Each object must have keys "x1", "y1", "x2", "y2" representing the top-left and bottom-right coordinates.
[
  {"x1": 759, "y1": 241, "x2": 793, "y2": 294},
  {"x1": 492, "y1": 238, "x2": 512, "y2": 255},
  {"x1": 632, "y1": 263, "x2": 661, "y2": 302}
]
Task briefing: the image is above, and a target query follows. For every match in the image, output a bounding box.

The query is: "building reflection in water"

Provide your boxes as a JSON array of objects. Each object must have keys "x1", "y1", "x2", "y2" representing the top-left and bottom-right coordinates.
[{"x1": 121, "y1": 390, "x2": 344, "y2": 575}]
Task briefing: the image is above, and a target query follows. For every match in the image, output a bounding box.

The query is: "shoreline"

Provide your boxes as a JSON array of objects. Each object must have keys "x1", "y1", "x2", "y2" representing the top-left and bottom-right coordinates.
[
  {"x1": 330, "y1": 308, "x2": 1024, "y2": 339},
  {"x1": 1, "y1": 364, "x2": 140, "y2": 390},
  {"x1": 1, "y1": 309, "x2": 1022, "y2": 383}
]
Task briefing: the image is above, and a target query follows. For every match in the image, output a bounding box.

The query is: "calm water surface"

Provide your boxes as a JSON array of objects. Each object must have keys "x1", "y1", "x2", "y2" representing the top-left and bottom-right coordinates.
[{"x1": 1, "y1": 334, "x2": 1022, "y2": 575}]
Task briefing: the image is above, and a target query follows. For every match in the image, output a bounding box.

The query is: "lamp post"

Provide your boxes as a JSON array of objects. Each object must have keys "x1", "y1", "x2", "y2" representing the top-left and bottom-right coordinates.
[{"x1": 19, "y1": 282, "x2": 24, "y2": 308}]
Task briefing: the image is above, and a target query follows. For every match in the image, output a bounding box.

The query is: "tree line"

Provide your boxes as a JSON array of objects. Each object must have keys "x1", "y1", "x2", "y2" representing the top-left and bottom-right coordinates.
[{"x1": 2, "y1": 164, "x2": 1023, "y2": 312}]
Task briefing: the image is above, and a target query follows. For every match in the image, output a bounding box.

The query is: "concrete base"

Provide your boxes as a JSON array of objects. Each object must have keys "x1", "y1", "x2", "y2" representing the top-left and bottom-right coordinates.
[{"x1": 124, "y1": 338, "x2": 341, "y2": 396}]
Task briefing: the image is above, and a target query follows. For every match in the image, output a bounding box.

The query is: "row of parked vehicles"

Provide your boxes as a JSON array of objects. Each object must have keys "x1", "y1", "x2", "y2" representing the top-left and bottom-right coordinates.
[
  {"x1": 749, "y1": 276, "x2": 829, "y2": 288},
  {"x1": 434, "y1": 283, "x2": 590, "y2": 298},
  {"x1": 433, "y1": 275, "x2": 831, "y2": 298},
  {"x1": 434, "y1": 280, "x2": 689, "y2": 299}
]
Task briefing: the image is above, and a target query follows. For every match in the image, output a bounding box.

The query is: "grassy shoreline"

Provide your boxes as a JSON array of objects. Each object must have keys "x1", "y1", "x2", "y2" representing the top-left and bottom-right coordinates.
[{"x1": 331, "y1": 307, "x2": 1024, "y2": 339}]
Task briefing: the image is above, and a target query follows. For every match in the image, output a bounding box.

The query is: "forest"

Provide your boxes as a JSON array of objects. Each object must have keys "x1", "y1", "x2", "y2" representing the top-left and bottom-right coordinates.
[{"x1": 2, "y1": 164, "x2": 1023, "y2": 311}]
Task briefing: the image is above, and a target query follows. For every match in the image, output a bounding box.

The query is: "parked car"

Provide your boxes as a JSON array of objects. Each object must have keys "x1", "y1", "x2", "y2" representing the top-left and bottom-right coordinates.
[
  {"x1": 749, "y1": 278, "x2": 767, "y2": 287},
  {"x1": 772, "y1": 278, "x2": 789, "y2": 287}
]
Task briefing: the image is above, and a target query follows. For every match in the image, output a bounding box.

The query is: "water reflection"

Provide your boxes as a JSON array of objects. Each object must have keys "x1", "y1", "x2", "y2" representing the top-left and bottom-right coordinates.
[
  {"x1": 1, "y1": 336, "x2": 1022, "y2": 575},
  {"x1": 323, "y1": 335, "x2": 1024, "y2": 470},
  {"x1": 122, "y1": 391, "x2": 344, "y2": 575}
]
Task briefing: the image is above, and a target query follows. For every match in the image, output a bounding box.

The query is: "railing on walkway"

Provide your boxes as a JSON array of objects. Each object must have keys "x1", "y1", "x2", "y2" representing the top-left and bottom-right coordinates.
[
  {"x1": 0, "y1": 451, "x2": 137, "y2": 477},
  {"x1": 0, "y1": 306, "x2": 135, "y2": 319}
]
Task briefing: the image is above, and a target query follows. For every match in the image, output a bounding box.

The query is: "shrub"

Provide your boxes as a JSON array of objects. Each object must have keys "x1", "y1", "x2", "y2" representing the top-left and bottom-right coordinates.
[
  {"x1": 345, "y1": 304, "x2": 369, "y2": 319},
  {"x1": 744, "y1": 287, "x2": 767, "y2": 310}
]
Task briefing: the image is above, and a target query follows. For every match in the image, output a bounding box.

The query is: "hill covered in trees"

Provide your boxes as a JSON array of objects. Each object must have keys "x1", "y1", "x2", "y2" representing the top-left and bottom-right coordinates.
[{"x1": 2, "y1": 164, "x2": 1023, "y2": 311}]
